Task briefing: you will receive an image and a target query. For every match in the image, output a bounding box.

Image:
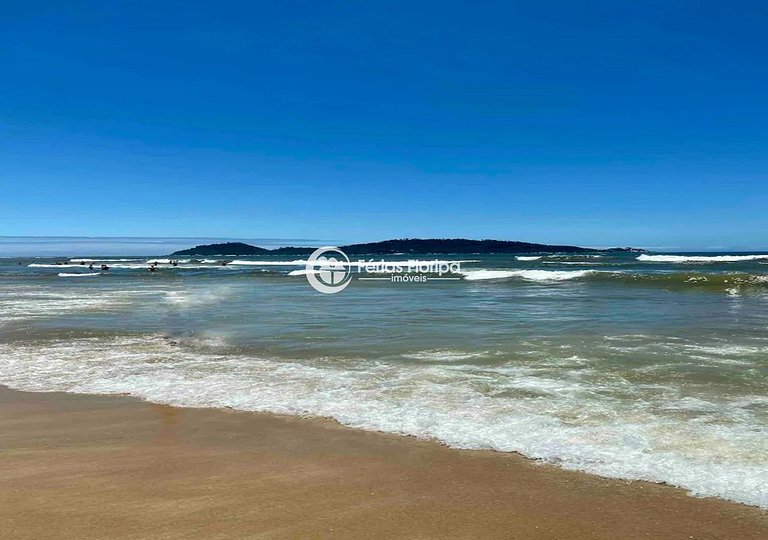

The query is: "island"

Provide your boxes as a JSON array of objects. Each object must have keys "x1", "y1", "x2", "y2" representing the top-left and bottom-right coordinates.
[
  {"x1": 170, "y1": 239, "x2": 645, "y2": 257},
  {"x1": 170, "y1": 242, "x2": 270, "y2": 256}
]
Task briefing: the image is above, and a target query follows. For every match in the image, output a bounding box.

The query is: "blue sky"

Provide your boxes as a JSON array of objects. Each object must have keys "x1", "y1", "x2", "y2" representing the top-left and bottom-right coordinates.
[
  {"x1": 1, "y1": 1, "x2": 767, "y2": 250},
  {"x1": 0, "y1": 237, "x2": 321, "y2": 257}
]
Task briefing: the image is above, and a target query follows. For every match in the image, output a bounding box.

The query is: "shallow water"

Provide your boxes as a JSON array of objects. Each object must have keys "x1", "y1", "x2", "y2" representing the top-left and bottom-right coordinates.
[{"x1": 1, "y1": 252, "x2": 767, "y2": 507}]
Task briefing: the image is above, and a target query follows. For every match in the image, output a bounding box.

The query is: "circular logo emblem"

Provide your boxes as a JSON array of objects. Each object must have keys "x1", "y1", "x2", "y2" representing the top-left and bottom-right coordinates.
[{"x1": 306, "y1": 247, "x2": 352, "y2": 294}]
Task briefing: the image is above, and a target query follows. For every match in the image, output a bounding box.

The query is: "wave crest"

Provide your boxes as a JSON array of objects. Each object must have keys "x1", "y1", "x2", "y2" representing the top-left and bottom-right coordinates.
[
  {"x1": 638, "y1": 254, "x2": 768, "y2": 263},
  {"x1": 461, "y1": 269, "x2": 595, "y2": 281}
]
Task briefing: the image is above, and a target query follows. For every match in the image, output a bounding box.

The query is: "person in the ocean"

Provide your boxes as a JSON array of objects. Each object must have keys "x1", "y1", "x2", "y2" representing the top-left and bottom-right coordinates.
[
  {"x1": 148, "y1": 266, "x2": 156, "y2": 273},
  {"x1": 88, "y1": 264, "x2": 94, "y2": 270},
  {"x1": 100, "y1": 264, "x2": 109, "y2": 271},
  {"x1": 80, "y1": 261, "x2": 85, "y2": 265}
]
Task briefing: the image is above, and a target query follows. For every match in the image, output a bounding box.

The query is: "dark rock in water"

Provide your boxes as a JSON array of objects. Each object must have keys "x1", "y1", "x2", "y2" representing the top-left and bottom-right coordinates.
[
  {"x1": 604, "y1": 247, "x2": 648, "y2": 253},
  {"x1": 170, "y1": 238, "x2": 645, "y2": 256}
]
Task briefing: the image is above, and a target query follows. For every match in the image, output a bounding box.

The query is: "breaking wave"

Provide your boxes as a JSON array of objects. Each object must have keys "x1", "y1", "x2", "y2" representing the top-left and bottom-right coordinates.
[
  {"x1": 460, "y1": 269, "x2": 768, "y2": 292},
  {"x1": 461, "y1": 269, "x2": 595, "y2": 281},
  {"x1": 0, "y1": 335, "x2": 765, "y2": 508},
  {"x1": 638, "y1": 254, "x2": 768, "y2": 263}
]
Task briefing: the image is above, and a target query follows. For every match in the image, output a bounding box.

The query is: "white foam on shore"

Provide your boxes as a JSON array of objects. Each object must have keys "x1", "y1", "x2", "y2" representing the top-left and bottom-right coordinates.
[
  {"x1": 57, "y1": 272, "x2": 100, "y2": 277},
  {"x1": 403, "y1": 350, "x2": 490, "y2": 362},
  {"x1": 638, "y1": 254, "x2": 768, "y2": 263},
  {"x1": 0, "y1": 335, "x2": 765, "y2": 508},
  {"x1": 515, "y1": 256, "x2": 542, "y2": 261}
]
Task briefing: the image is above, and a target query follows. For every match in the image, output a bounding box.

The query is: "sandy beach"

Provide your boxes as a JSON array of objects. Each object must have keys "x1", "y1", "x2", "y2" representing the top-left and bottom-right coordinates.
[{"x1": 0, "y1": 386, "x2": 765, "y2": 539}]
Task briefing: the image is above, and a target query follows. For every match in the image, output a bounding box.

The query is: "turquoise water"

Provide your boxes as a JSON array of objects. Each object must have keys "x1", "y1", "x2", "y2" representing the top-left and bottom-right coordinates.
[{"x1": 0, "y1": 252, "x2": 767, "y2": 507}]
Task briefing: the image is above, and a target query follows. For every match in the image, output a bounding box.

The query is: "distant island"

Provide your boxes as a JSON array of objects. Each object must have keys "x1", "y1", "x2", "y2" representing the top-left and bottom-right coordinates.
[
  {"x1": 171, "y1": 242, "x2": 270, "y2": 256},
  {"x1": 170, "y1": 239, "x2": 645, "y2": 257}
]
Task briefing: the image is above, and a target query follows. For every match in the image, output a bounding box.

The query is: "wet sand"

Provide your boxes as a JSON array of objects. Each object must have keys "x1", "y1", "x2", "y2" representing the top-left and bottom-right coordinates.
[{"x1": 0, "y1": 386, "x2": 765, "y2": 539}]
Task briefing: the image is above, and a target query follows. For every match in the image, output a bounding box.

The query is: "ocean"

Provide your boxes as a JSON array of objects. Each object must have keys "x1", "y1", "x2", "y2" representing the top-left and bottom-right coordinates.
[{"x1": 0, "y1": 251, "x2": 766, "y2": 508}]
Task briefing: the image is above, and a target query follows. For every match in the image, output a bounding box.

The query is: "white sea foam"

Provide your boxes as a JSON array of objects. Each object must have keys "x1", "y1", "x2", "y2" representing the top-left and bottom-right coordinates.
[
  {"x1": 30, "y1": 263, "x2": 90, "y2": 268},
  {"x1": 31, "y1": 262, "x2": 238, "y2": 270},
  {"x1": 546, "y1": 254, "x2": 603, "y2": 259},
  {"x1": 231, "y1": 259, "x2": 475, "y2": 268},
  {"x1": 228, "y1": 259, "x2": 308, "y2": 266},
  {"x1": 0, "y1": 288, "x2": 152, "y2": 322},
  {"x1": 542, "y1": 261, "x2": 606, "y2": 265},
  {"x1": 287, "y1": 269, "x2": 317, "y2": 276},
  {"x1": 57, "y1": 272, "x2": 100, "y2": 277},
  {"x1": 163, "y1": 285, "x2": 235, "y2": 307},
  {"x1": 32, "y1": 263, "x2": 140, "y2": 269},
  {"x1": 403, "y1": 350, "x2": 490, "y2": 362},
  {"x1": 638, "y1": 254, "x2": 768, "y2": 263},
  {"x1": 0, "y1": 335, "x2": 765, "y2": 508},
  {"x1": 460, "y1": 269, "x2": 595, "y2": 281},
  {"x1": 34, "y1": 259, "x2": 476, "y2": 272},
  {"x1": 515, "y1": 256, "x2": 542, "y2": 261},
  {"x1": 69, "y1": 258, "x2": 138, "y2": 263}
]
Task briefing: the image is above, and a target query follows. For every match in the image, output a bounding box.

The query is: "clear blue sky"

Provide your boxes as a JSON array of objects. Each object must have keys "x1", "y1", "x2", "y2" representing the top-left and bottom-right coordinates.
[{"x1": 1, "y1": 1, "x2": 767, "y2": 250}]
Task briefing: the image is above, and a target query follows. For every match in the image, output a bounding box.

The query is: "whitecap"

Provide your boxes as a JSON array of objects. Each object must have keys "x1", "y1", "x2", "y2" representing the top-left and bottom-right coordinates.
[
  {"x1": 460, "y1": 269, "x2": 595, "y2": 282},
  {"x1": 638, "y1": 254, "x2": 768, "y2": 263}
]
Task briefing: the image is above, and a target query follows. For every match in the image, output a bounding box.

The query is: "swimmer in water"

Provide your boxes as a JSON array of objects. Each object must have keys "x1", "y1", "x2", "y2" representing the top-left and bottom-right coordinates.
[
  {"x1": 89, "y1": 264, "x2": 94, "y2": 270},
  {"x1": 101, "y1": 264, "x2": 109, "y2": 271}
]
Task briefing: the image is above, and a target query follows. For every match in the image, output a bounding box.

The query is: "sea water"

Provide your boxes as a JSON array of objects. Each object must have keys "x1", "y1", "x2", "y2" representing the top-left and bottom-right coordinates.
[{"x1": 0, "y1": 251, "x2": 766, "y2": 508}]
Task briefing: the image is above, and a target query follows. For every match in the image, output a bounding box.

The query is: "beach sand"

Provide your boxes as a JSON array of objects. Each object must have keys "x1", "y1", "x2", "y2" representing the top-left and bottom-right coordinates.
[{"x1": 0, "y1": 386, "x2": 765, "y2": 539}]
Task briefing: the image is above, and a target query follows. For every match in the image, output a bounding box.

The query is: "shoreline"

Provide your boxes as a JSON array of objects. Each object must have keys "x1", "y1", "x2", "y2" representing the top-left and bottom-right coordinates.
[{"x1": 0, "y1": 385, "x2": 765, "y2": 539}]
